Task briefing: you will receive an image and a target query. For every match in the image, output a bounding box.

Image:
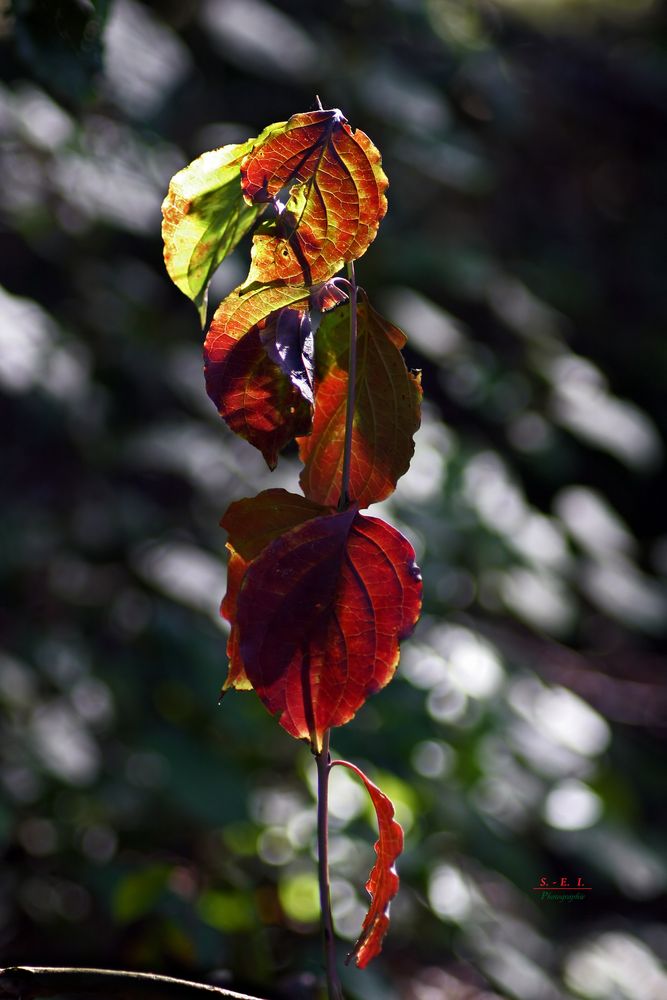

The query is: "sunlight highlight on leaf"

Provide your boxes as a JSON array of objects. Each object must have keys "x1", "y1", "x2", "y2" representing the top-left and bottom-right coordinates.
[
  {"x1": 240, "y1": 108, "x2": 388, "y2": 286},
  {"x1": 161, "y1": 120, "x2": 285, "y2": 323}
]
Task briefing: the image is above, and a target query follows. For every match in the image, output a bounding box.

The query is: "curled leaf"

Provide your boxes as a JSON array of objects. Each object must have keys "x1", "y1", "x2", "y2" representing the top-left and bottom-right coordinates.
[
  {"x1": 310, "y1": 279, "x2": 350, "y2": 313},
  {"x1": 333, "y1": 760, "x2": 403, "y2": 969},
  {"x1": 298, "y1": 296, "x2": 422, "y2": 507},
  {"x1": 240, "y1": 108, "x2": 388, "y2": 287},
  {"x1": 222, "y1": 491, "x2": 422, "y2": 749},
  {"x1": 259, "y1": 307, "x2": 315, "y2": 405}
]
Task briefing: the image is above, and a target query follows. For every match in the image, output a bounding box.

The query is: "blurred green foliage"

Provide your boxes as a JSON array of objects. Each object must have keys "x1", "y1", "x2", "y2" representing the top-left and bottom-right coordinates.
[{"x1": 1, "y1": 1, "x2": 666, "y2": 999}]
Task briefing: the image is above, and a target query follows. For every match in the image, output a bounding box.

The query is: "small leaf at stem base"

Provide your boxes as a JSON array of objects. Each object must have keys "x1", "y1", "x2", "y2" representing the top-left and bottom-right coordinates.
[{"x1": 332, "y1": 759, "x2": 404, "y2": 968}]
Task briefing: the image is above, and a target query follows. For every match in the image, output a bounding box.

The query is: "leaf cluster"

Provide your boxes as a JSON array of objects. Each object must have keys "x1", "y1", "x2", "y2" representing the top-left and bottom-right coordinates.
[{"x1": 162, "y1": 106, "x2": 423, "y2": 971}]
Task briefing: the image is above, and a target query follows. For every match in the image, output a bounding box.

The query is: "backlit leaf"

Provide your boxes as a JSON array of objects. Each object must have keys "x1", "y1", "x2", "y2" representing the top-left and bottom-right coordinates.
[
  {"x1": 161, "y1": 123, "x2": 284, "y2": 324},
  {"x1": 220, "y1": 490, "x2": 329, "y2": 691},
  {"x1": 204, "y1": 283, "x2": 313, "y2": 467},
  {"x1": 333, "y1": 760, "x2": 403, "y2": 969},
  {"x1": 205, "y1": 314, "x2": 311, "y2": 469},
  {"x1": 298, "y1": 296, "x2": 422, "y2": 507},
  {"x1": 241, "y1": 108, "x2": 388, "y2": 287},
  {"x1": 223, "y1": 493, "x2": 422, "y2": 749},
  {"x1": 206, "y1": 281, "x2": 312, "y2": 344}
]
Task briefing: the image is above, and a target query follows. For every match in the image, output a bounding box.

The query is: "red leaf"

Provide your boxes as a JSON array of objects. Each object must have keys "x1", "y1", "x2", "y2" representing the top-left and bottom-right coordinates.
[
  {"x1": 298, "y1": 296, "x2": 422, "y2": 507},
  {"x1": 223, "y1": 493, "x2": 422, "y2": 749},
  {"x1": 204, "y1": 284, "x2": 313, "y2": 468},
  {"x1": 205, "y1": 312, "x2": 311, "y2": 469},
  {"x1": 240, "y1": 108, "x2": 388, "y2": 287},
  {"x1": 333, "y1": 760, "x2": 403, "y2": 969},
  {"x1": 220, "y1": 490, "x2": 329, "y2": 692},
  {"x1": 220, "y1": 548, "x2": 252, "y2": 691}
]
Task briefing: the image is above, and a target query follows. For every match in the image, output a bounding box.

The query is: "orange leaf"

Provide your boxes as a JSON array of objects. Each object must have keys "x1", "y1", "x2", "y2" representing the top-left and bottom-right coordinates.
[
  {"x1": 204, "y1": 283, "x2": 313, "y2": 467},
  {"x1": 240, "y1": 108, "x2": 388, "y2": 287},
  {"x1": 205, "y1": 311, "x2": 312, "y2": 469},
  {"x1": 220, "y1": 547, "x2": 253, "y2": 691},
  {"x1": 222, "y1": 492, "x2": 422, "y2": 749},
  {"x1": 298, "y1": 296, "x2": 422, "y2": 507},
  {"x1": 333, "y1": 760, "x2": 403, "y2": 969},
  {"x1": 206, "y1": 281, "x2": 312, "y2": 345}
]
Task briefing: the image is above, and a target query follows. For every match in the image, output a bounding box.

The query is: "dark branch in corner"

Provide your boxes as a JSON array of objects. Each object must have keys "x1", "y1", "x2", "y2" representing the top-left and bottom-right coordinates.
[{"x1": 0, "y1": 967, "x2": 266, "y2": 1000}]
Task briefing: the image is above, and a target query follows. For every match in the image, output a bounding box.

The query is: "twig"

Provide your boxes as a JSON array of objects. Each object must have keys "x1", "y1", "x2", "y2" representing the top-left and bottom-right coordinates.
[
  {"x1": 315, "y1": 733, "x2": 343, "y2": 1000},
  {"x1": 0, "y1": 967, "x2": 265, "y2": 1000}
]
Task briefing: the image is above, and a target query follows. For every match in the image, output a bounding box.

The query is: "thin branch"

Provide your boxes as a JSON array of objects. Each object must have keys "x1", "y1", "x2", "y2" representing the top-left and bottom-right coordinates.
[
  {"x1": 316, "y1": 732, "x2": 344, "y2": 1000},
  {"x1": 0, "y1": 967, "x2": 265, "y2": 1000},
  {"x1": 338, "y1": 260, "x2": 358, "y2": 511}
]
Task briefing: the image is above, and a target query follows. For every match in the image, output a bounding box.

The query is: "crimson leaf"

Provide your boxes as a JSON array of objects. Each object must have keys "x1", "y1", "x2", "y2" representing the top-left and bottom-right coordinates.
[{"x1": 221, "y1": 491, "x2": 422, "y2": 750}]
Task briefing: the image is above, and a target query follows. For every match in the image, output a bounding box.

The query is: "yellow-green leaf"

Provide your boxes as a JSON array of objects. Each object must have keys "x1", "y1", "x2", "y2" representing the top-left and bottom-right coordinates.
[{"x1": 161, "y1": 123, "x2": 285, "y2": 325}]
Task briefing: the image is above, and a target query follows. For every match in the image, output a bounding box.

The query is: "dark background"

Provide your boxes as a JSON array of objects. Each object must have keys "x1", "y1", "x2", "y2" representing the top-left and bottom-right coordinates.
[{"x1": 1, "y1": 1, "x2": 666, "y2": 998}]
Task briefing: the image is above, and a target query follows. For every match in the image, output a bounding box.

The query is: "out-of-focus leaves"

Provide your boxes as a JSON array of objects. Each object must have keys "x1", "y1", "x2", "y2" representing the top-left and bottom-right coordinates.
[
  {"x1": 299, "y1": 297, "x2": 422, "y2": 507},
  {"x1": 223, "y1": 492, "x2": 422, "y2": 749},
  {"x1": 3, "y1": 0, "x2": 667, "y2": 993},
  {"x1": 113, "y1": 864, "x2": 170, "y2": 923},
  {"x1": 241, "y1": 108, "x2": 388, "y2": 286},
  {"x1": 196, "y1": 889, "x2": 255, "y2": 933},
  {"x1": 333, "y1": 759, "x2": 403, "y2": 969},
  {"x1": 10, "y1": 0, "x2": 108, "y2": 105}
]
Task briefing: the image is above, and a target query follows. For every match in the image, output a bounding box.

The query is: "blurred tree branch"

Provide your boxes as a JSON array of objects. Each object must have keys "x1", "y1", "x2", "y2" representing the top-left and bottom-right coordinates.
[{"x1": 0, "y1": 967, "x2": 266, "y2": 1000}]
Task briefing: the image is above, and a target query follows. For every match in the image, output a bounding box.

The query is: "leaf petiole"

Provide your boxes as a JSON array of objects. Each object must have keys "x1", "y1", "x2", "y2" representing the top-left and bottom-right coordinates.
[{"x1": 316, "y1": 730, "x2": 344, "y2": 1000}]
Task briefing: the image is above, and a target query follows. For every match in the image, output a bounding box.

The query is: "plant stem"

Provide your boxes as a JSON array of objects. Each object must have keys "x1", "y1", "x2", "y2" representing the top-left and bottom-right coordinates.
[
  {"x1": 316, "y1": 731, "x2": 343, "y2": 1000},
  {"x1": 338, "y1": 261, "x2": 358, "y2": 511},
  {"x1": 315, "y1": 261, "x2": 358, "y2": 998},
  {"x1": 0, "y1": 967, "x2": 264, "y2": 1000}
]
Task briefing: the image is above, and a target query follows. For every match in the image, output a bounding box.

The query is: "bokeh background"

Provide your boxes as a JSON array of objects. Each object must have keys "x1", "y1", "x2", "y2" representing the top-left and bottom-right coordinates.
[{"x1": 1, "y1": 1, "x2": 667, "y2": 998}]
